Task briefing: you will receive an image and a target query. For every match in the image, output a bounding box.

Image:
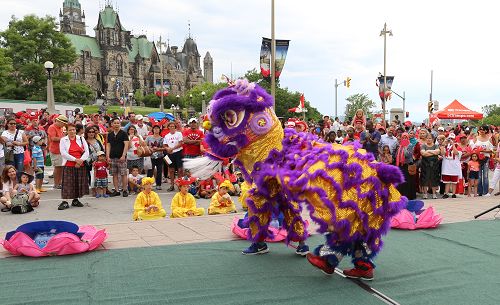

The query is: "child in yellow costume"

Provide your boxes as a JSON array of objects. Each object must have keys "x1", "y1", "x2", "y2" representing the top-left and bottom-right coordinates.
[
  {"x1": 170, "y1": 177, "x2": 205, "y2": 218},
  {"x1": 208, "y1": 180, "x2": 237, "y2": 215},
  {"x1": 133, "y1": 177, "x2": 167, "y2": 221}
]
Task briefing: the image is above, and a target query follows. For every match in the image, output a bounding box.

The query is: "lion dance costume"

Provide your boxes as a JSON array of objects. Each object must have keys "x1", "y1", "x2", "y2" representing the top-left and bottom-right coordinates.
[{"x1": 185, "y1": 79, "x2": 406, "y2": 280}]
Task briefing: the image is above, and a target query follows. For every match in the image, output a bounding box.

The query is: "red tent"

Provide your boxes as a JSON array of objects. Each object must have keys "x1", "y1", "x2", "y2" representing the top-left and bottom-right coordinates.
[{"x1": 434, "y1": 99, "x2": 483, "y2": 120}]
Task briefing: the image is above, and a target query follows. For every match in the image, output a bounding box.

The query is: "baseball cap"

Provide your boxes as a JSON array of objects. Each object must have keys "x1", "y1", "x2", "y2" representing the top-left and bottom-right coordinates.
[
  {"x1": 32, "y1": 136, "x2": 42, "y2": 143},
  {"x1": 96, "y1": 151, "x2": 105, "y2": 156},
  {"x1": 135, "y1": 114, "x2": 143, "y2": 121},
  {"x1": 438, "y1": 127, "x2": 445, "y2": 131},
  {"x1": 447, "y1": 133, "x2": 456, "y2": 139},
  {"x1": 188, "y1": 118, "x2": 198, "y2": 124}
]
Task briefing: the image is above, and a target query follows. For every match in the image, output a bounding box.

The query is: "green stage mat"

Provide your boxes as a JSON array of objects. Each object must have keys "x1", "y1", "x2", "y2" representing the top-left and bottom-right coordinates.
[{"x1": 1, "y1": 220, "x2": 500, "y2": 305}]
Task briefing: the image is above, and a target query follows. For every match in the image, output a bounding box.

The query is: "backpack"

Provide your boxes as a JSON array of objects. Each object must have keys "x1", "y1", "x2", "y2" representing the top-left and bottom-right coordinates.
[{"x1": 10, "y1": 194, "x2": 34, "y2": 214}]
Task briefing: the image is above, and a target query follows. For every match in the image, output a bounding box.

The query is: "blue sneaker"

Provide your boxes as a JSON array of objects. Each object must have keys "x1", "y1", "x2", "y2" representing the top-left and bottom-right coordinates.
[
  {"x1": 95, "y1": 194, "x2": 102, "y2": 198},
  {"x1": 295, "y1": 244, "x2": 310, "y2": 256},
  {"x1": 242, "y1": 242, "x2": 269, "y2": 255},
  {"x1": 103, "y1": 194, "x2": 110, "y2": 198}
]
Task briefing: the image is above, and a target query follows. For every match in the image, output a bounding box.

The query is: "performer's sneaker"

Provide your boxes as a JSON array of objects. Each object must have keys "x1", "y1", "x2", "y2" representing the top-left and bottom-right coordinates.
[
  {"x1": 343, "y1": 267, "x2": 374, "y2": 281},
  {"x1": 295, "y1": 244, "x2": 309, "y2": 256},
  {"x1": 306, "y1": 253, "x2": 335, "y2": 275},
  {"x1": 242, "y1": 242, "x2": 269, "y2": 255}
]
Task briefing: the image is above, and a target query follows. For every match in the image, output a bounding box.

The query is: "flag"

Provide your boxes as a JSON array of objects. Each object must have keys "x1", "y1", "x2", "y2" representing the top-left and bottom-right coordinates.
[
  {"x1": 260, "y1": 38, "x2": 290, "y2": 80},
  {"x1": 377, "y1": 75, "x2": 394, "y2": 102},
  {"x1": 300, "y1": 94, "x2": 305, "y2": 108}
]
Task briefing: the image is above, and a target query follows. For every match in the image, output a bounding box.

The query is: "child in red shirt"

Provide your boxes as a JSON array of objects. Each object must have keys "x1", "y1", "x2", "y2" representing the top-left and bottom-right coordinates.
[{"x1": 93, "y1": 152, "x2": 109, "y2": 198}]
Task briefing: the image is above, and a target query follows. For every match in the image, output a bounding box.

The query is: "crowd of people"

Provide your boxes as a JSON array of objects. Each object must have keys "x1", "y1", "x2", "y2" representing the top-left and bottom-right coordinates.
[{"x1": 0, "y1": 107, "x2": 499, "y2": 217}]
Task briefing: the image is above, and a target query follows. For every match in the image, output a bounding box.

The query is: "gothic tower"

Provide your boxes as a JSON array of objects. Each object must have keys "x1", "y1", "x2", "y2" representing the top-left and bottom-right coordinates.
[
  {"x1": 203, "y1": 52, "x2": 213, "y2": 83},
  {"x1": 59, "y1": 0, "x2": 86, "y2": 35}
]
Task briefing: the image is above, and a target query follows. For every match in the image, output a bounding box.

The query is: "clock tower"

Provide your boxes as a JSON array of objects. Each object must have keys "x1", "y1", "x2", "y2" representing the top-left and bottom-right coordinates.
[{"x1": 59, "y1": 0, "x2": 86, "y2": 35}]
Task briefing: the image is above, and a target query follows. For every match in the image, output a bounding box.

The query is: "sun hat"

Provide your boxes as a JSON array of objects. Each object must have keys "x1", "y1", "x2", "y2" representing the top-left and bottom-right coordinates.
[{"x1": 56, "y1": 115, "x2": 68, "y2": 124}]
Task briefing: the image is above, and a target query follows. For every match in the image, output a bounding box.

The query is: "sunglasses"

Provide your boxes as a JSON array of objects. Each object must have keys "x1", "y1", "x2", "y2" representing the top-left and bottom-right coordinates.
[
  {"x1": 8, "y1": 122, "x2": 16, "y2": 125},
  {"x1": 87, "y1": 131, "x2": 95, "y2": 133}
]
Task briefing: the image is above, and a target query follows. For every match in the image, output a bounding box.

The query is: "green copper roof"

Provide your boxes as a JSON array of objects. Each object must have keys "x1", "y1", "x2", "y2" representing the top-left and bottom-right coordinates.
[
  {"x1": 128, "y1": 36, "x2": 154, "y2": 62},
  {"x1": 63, "y1": 0, "x2": 81, "y2": 8},
  {"x1": 98, "y1": 6, "x2": 126, "y2": 31},
  {"x1": 65, "y1": 34, "x2": 103, "y2": 58}
]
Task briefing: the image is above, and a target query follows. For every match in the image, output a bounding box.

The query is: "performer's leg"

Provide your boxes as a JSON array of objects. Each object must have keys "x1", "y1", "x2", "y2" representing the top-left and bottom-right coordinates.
[
  {"x1": 281, "y1": 201, "x2": 309, "y2": 256},
  {"x1": 242, "y1": 194, "x2": 271, "y2": 255},
  {"x1": 343, "y1": 241, "x2": 375, "y2": 281},
  {"x1": 307, "y1": 234, "x2": 349, "y2": 275}
]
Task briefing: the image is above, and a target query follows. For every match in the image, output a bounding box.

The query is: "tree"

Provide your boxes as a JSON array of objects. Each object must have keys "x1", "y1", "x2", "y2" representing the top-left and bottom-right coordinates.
[
  {"x1": 0, "y1": 15, "x2": 77, "y2": 100},
  {"x1": 0, "y1": 49, "x2": 13, "y2": 89},
  {"x1": 482, "y1": 104, "x2": 500, "y2": 117},
  {"x1": 344, "y1": 94, "x2": 376, "y2": 121},
  {"x1": 143, "y1": 94, "x2": 160, "y2": 108},
  {"x1": 185, "y1": 82, "x2": 228, "y2": 112}
]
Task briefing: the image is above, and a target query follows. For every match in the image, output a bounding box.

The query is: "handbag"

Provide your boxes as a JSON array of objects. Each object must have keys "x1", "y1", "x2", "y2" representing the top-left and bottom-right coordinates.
[
  {"x1": 137, "y1": 145, "x2": 152, "y2": 157},
  {"x1": 10, "y1": 194, "x2": 33, "y2": 214},
  {"x1": 4, "y1": 129, "x2": 19, "y2": 163},
  {"x1": 24, "y1": 148, "x2": 32, "y2": 166},
  {"x1": 407, "y1": 164, "x2": 417, "y2": 176}
]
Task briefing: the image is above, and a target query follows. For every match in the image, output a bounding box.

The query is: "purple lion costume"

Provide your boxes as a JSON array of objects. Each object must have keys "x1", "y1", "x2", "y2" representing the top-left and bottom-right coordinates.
[{"x1": 185, "y1": 79, "x2": 406, "y2": 279}]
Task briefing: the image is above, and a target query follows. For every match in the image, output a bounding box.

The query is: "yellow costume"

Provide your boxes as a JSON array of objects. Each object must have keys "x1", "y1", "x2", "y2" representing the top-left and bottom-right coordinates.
[
  {"x1": 208, "y1": 192, "x2": 236, "y2": 215},
  {"x1": 133, "y1": 191, "x2": 167, "y2": 221},
  {"x1": 170, "y1": 192, "x2": 205, "y2": 218}
]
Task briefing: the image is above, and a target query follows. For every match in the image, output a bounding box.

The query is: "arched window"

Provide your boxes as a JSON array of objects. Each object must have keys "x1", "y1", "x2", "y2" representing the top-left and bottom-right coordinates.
[
  {"x1": 73, "y1": 68, "x2": 80, "y2": 80},
  {"x1": 117, "y1": 55, "x2": 124, "y2": 76},
  {"x1": 96, "y1": 73, "x2": 101, "y2": 82}
]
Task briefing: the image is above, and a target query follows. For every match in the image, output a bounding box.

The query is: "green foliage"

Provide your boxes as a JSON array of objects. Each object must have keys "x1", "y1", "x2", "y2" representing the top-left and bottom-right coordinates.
[
  {"x1": 0, "y1": 15, "x2": 77, "y2": 100},
  {"x1": 482, "y1": 104, "x2": 500, "y2": 117},
  {"x1": 0, "y1": 49, "x2": 14, "y2": 89},
  {"x1": 143, "y1": 94, "x2": 160, "y2": 108},
  {"x1": 483, "y1": 114, "x2": 500, "y2": 126},
  {"x1": 83, "y1": 105, "x2": 165, "y2": 116},
  {"x1": 185, "y1": 82, "x2": 228, "y2": 112},
  {"x1": 134, "y1": 90, "x2": 144, "y2": 103},
  {"x1": 242, "y1": 69, "x2": 322, "y2": 121},
  {"x1": 344, "y1": 93, "x2": 376, "y2": 121}
]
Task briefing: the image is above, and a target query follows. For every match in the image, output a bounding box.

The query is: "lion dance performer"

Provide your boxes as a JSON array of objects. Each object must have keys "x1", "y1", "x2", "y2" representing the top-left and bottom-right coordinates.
[{"x1": 185, "y1": 79, "x2": 406, "y2": 280}]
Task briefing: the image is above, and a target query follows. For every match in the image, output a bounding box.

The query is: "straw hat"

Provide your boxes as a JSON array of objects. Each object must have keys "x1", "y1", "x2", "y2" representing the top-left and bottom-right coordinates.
[{"x1": 56, "y1": 115, "x2": 68, "y2": 124}]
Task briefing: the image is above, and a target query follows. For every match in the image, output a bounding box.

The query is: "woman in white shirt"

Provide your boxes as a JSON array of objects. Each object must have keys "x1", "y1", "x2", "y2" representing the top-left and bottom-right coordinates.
[
  {"x1": 126, "y1": 125, "x2": 145, "y2": 172},
  {"x1": 1, "y1": 117, "x2": 28, "y2": 175},
  {"x1": 472, "y1": 125, "x2": 495, "y2": 196},
  {"x1": 163, "y1": 121, "x2": 184, "y2": 191}
]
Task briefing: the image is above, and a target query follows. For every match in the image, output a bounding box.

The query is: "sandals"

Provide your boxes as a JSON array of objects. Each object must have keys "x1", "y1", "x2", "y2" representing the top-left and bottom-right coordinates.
[{"x1": 58, "y1": 201, "x2": 70, "y2": 210}]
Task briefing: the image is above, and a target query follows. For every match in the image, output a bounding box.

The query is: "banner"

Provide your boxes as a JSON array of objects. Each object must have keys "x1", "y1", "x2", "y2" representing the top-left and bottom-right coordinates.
[
  {"x1": 260, "y1": 37, "x2": 290, "y2": 80},
  {"x1": 376, "y1": 75, "x2": 394, "y2": 102},
  {"x1": 155, "y1": 79, "x2": 171, "y2": 90}
]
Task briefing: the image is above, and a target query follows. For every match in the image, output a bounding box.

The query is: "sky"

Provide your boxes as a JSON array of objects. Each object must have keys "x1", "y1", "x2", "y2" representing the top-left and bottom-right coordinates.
[{"x1": 1, "y1": 0, "x2": 500, "y2": 122}]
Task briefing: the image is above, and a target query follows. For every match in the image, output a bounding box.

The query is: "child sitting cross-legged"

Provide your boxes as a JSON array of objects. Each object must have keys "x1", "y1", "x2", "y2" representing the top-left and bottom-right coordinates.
[
  {"x1": 170, "y1": 176, "x2": 205, "y2": 218},
  {"x1": 208, "y1": 180, "x2": 237, "y2": 215},
  {"x1": 13, "y1": 172, "x2": 39, "y2": 207},
  {"x1": 133, "y1": 177, "x2": 167, "y2": 221},
  {"x1": 128, "y1": 166, "x2": 144, "y2": 194}
]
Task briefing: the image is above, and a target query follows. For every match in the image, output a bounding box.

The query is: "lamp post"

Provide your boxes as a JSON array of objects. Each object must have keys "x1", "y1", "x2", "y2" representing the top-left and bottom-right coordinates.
[
  {"x1": 380, "y1": 23, "x2": 393, "y2": 126},
  {"x1": 188, "y1": 94, "x2": 195, "y2": 118},
  {"x1": 270, "y1": 0, "x2": 276, "y2": 107},
  {"x1": 392, "y1": 90, "x2": 406, "y2": 120},
  {"x1": 44, "y1": 61, "x2": 56, "y2": 113},
  {"x1": 128, "y1": 92, "x2": 134, "y2": 110},
  {"x1": 201, "y1": 91, "x2": 206, "y2": 115}
]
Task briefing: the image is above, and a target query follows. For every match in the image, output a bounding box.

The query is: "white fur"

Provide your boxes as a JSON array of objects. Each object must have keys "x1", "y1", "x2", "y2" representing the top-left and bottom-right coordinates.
[{"x1": 183, "y1": 156, "x2": 223, "y2": 180}]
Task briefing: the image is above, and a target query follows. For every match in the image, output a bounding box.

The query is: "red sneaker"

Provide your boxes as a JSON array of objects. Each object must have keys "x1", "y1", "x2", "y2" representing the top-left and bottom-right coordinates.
[
  {"x1": 306, "y1": 253, "x2": 335, "y2": 275},
  {"x1": 343, "y1": 267, "x2": 374, "y2": 281}
]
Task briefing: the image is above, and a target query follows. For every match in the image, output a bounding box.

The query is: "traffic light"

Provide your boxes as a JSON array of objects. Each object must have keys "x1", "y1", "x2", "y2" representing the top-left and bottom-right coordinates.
[
  {"x1": 345, "y1": 77, "x2": 351, "y2": 88},
  {"x1": 427, "y1": 101, "x2": 434, "y2": 113},
  {"x1": 406, "y1": 111, "x2": 409, "y2": 118}
]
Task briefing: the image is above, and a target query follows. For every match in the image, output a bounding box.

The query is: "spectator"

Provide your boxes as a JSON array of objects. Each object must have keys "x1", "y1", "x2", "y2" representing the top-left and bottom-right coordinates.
[
  {"x1": 146, "y1": 125, "x2": 165, "y2": 190},
  {"x1": 467, "y1": 152, "x2": 480, "y2": 197},
  {"x1": 379, "y1": 127, "x2": 398, "y2": 155},
  {"x1": 47, "y1": 115, "x2": 68, "y2": 189},
  {"x1": 379, "y1": 145, "x2": 393, "y2": 164},
  {"x1": 325, "y1": 131, "x2": 336, "y2": 143},
  {"x1": 360, "y1": 121, "x2": 381, "y2": 159},
  {"x1": 343, "y1": 126, "x2": 359, "y2": 144},
  {"x1": 395, "y1": 132, "x2": 417, "y2": 200},
  {"x1": 93, "y1": 151, "x2": 109, "y2": 198},
  {"x1": 134, "y1": 115, "x2": 150, "y2": 138},
  {"x1": 1, "y1": 165, "x2": 18, "y2": 211},
  {"x1": 106, "y1": 117, "x2": 130, "y2": 197},
  {"x1": 440, "y1": 133, "x2": 461, "y2": 199},
  {"x1": 420, "y1": 134, "x2": 440, "y2": 199},
  {"x1": 58, "y1": 124, "x2": 89, "y2": 210},
  {"x1": 351, "y1": 109, "x2": 366, "y2": 136},
  {"x1": 2, "y1": 117, "x2": 29, "y2": 175},
  {"x1": 331, "y1": 117, "x2": 341, "y2": 133},
  {"x1": 163, "y1": 121, "x2": 184, "y2": 191},
  {"x1": 485, "y1": 141, "x2": 500, "y2": 196},
  {"x1": 472, "y1": 125, "x2": 494, "y2": 196},
  {"x1": 31, "y1": 136, "x2": 46, "y2": 193},
  {"x1": 334, "y1": 130, "x2": 344, "y2": 144},
  {"x1": 170, "y1": 177, "x2": 205, "y2": 218},
  {"x1": 126, "y1": 125, "x2": 145, "y2": 172},
  {"x1": 183, "y1": 118, "x2": 204, "y2": 158}
]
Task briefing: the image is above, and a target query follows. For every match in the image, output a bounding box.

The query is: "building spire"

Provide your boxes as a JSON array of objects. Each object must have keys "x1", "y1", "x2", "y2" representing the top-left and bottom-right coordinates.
[{"x1": 188, "y1": 20, "x2": 191, "y2": 38}]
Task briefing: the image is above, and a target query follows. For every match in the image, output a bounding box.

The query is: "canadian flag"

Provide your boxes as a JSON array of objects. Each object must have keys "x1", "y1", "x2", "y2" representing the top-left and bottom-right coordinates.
[{"x1": 288, "y1": 94, "x2": 307, "y2": 113}]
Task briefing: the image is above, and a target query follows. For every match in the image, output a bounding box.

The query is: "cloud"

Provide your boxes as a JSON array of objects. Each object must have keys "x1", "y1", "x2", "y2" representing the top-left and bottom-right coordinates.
[{"x1": 1, "y1": 0, "x2": 499, "y2": 121}]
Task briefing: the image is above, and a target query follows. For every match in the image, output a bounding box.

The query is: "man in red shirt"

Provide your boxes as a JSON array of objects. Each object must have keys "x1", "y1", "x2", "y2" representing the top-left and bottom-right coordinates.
[
  {"x1": 182, "y1": 118, "x2": 204, "y2": 158},
  {"x1": 47, "y1": 115, "x2": 68, "y2": 189}
]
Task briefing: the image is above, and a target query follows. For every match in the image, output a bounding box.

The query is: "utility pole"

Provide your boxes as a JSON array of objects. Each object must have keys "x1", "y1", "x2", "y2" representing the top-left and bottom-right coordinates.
[
  {"x1": 380, "y1": 23, "x2": 392, "y2": 126},
  {"x1": 430, "y1": 69, "x2": 433, "y2": 102},
  {"x1": 270, "y1": 0, "x2": 276, "y2": 108}
]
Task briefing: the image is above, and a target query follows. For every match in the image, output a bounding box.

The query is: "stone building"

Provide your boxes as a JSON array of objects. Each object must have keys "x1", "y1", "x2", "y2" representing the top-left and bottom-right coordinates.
[{"x1": 59, "y1": 0, "x2": 213, "y2": 102}]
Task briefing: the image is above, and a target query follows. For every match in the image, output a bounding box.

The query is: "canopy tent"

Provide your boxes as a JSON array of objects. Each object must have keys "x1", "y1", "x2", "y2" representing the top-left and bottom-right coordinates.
[
  {"x1": 434, "y1": 99, "x2": 483, "y2": 120},
  {"x1": 147, "y1": 112, "x2": 175, "y2": 121}
]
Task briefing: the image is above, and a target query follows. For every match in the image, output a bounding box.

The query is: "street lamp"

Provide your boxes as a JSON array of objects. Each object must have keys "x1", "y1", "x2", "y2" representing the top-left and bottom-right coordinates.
[
  {"x1": 128, "y1": 92, "x2": 134, "y2": 110},
  {"x1": 201, "y1": 91, "x2": 206, "y2": 114},
  {"x1": 380, "y1": 23, "x2": 393, "y2": 126},
  {"x1": 44, "y1": 61, "x2": 56, "y2": 113}
]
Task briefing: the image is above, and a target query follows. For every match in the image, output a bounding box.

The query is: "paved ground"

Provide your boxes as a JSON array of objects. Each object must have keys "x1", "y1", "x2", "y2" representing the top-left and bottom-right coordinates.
[{"x1": 1, "y1": 170, "x2": 500, "y2": 258}]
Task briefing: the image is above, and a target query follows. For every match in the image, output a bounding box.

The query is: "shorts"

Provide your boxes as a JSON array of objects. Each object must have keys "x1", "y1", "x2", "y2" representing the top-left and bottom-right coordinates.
[
  {"x1": 441, "y1": 175, "x2": 459, "y2": 184},
  {"x1": 95, "y1": 178, "x2": 108, "y2": 188},
  {"x1": 127, "y1": 158, "x2": 144, "y2": 170},
  {"x1": 468, "y1": 171, "x2": 479, "y2": 180},
  {"x1": 35, "y1": 167, "x2": 45, "y2": 180},
  {"x1": 50, "y1": 153, "x2": 63, "y2": 167},
  {"x1": 168, "y1": 151, "x2": 183, "y2": 169},
  {"x1": 110, "y1": 158, "x2": 128, "y2": 176}
]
